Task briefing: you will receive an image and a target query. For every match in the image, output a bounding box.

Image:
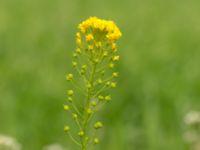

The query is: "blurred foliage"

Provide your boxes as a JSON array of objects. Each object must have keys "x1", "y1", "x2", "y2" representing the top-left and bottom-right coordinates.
[{"x1": 0, "y1": 0, "x2": 200, "y2": 150}]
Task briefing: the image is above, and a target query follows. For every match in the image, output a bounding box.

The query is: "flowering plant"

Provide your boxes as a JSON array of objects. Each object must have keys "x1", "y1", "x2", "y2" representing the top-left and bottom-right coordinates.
[{"x1": 64, "y1": 17, "x2": 122, "y2": 150}]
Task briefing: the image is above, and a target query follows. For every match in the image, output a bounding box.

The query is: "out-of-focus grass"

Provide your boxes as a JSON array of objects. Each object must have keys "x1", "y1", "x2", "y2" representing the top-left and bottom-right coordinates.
[{"x1": 0, "y1": 0, "x2": 200, "y2": 149}]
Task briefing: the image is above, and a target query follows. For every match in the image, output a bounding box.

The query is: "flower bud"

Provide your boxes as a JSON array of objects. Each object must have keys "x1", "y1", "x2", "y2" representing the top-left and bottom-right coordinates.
[
  {"x1": 105, "y1": 95, "x2": 111, "y2": 102},
  {"x1": 81, "y1": 65, "x2": 87, "y2": 70},
  {"x1": 94, "y1": 121, "x2": 103, "y2": 129},
  {"x1": 112, "y1": 72, "x2": 119, "y2": 78},
  {"x1": 72, "y1": 61, "x2": 77, "y2": 67},
  {"x1": 106, "y1": 81, "x2": 110, "y2": 86},
  {"x1": 91, "y1": 101, "x2": 97, "y2": 107},
  {"x1": 97, "y1": 79, "x2": 102, "y2": 84},
  {"x1": 76, "y1": 48, "x2": 81, "y2": 54},
  {"x1": 94, "y1": 138, "x2": 99, "y2": 144},
  {"x1": 87, "y1": 108, "x2": 93, "y2": 115},
  {"x1": 109, "y1": 63, "x2": 114, "y2": 68},
  {"x1": 72, "y1": 113, "x2": 78, "y2": 119},
  {"x1": 66, "y1": 73, "x2": 73, "y2": 81},
  {"x1": 110, "y1": 82, "x2": 117, "y2": 88},
  {"x1": 98, "y1": 95, "x2": 104, "y2": 101},
  {"x1": 73, "y1": 53, "x2": 78, "y2": 58},
  {"x1": 64, "y1": 105, "x2": 70, "y2": 111},
  {"x1": 68, "y1": 97, "x2": 73, "y2": 102},
  {"x1": 64, "y1": 126, "x2": 70, "y2": 132},
  {"x1": 103, "y1": 51, "x2": 108, "y2": 57},
  {"x1": 78, "y1": 130, "x2": 84, "y2": 137},
  {"x1": 67, "y1": 90, "x2": 74, "y2": 96}
]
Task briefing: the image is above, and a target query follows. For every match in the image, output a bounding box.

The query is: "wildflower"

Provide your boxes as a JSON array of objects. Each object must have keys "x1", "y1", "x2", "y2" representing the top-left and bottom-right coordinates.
[
  {"x1": 86, "y1": 34, "x2": 94, "y2": 41},
  {"x1": 112, "y1": 55, "x2": 120, "y2": 62},
  {"x1": 78, "y1": 17, "x2": 122, "y2": 42},
  {"x1": 65, "y1": 17, "x2": 121, "y2": 149}
]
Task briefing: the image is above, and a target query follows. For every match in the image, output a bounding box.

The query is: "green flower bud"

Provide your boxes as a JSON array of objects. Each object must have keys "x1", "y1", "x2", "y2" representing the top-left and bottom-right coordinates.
[
  {"x1": 112, "y1": 72, "x2": 119, "y2": 78},
  {"x1": 64, "y1": 105, "x2": 70, "y2": 111},
  {"x1": 106, "y1": 81, "x2": 111, "y2": 86},
  {"x1": 67, "y1": 90, "x2": 74, "y2": 96},
  {"x1": 68, "y1": 97, "x2": 73, "y2": 102},
  {"x1": 81, "y1": 69, "x2": 85, "y2": 75},
  {"x1": 91, "y1": 101, "x2": 97, "y2": 107},
  {"x1": 97, "y1": 79, "x2": 102, "y2": 84},
  {"x1": 73, "y1": 53, "x2": 78, "y2": 58},
  {"x1": 81, "y1": 65, "x2": 87, "y2": 70},
  {"x1": 87, "y1": 108, "x2": 93, "y2": 115},
  {"x1": 64, "y1": 126, "x2": 70, "y2": 132},
  {"x1": 103, "y1": 51, "x2": 108, "y2": 57},
  {"x1": 72, "y1": 113, "x2": 78, "y2": 119},
  {"x1": 76, "y1": 48, "x2": 81, "y2": 54},
  {"x1": 72, "y1": 61, "x2": 77, "y2": 67},
  {"x1": 94, "y1": 59, "x2": 99, "y2": 64},
  {"x1": 78, "y1": 130, "x2": 84, "y2": 137},
  {"x1": 94, "y1": 138, "x2": 99, "y2": 144},
  {"x1": 66, "y1": 73, "x2": 73, "y2": 81},
  {"x1": 105, "y1": 95, "x2": 111, "y2": 102},
  {"x1": 87, "y1": 83, "x2": 92, "y2": 89},
  {"x1": 98, "y1": 95, "x2": 104, "y2": 101},
  {"x1": 109, "y1": 63, "x2": 114, "y2": 68},
  {"x1": 110, "y1": 82, "x2": 117, "y2": 88},
  {"x1": 94, "y1": 121, "x2": 103, "y2": 129}
]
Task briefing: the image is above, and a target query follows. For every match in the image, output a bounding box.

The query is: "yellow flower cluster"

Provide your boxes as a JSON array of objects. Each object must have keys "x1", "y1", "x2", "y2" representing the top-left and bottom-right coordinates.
[{"x1": 78, "y1": 17, "x2": 122, "y2": 41}]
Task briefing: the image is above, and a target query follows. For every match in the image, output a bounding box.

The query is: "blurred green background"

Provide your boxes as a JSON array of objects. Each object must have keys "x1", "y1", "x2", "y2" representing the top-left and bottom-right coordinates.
[{"x1": 1, "y1": 0, "x2": 200, "y2": 149}]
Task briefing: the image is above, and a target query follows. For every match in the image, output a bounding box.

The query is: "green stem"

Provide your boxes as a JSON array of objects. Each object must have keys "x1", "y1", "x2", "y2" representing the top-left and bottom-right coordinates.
[{"x1": 81, "y1": 62, "x2": 97, "y2": 150}]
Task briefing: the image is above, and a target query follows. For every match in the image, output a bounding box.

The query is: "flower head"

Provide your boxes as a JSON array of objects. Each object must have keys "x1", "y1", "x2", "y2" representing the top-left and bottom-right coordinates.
[{"x1": 78, "y1": 17, "x2": 122, "y2": 42}]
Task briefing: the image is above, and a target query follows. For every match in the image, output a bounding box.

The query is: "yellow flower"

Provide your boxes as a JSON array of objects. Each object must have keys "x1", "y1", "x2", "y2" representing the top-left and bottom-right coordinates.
[
  {"x1": 112, "y1": 55, "x2": 120, "y2": 62},
  {"x1": 86, "y1": 34, "x2": 94, "y2": 41},
  {"x1": 78, "y1": 17, "x2": 122, "y2": 41}
]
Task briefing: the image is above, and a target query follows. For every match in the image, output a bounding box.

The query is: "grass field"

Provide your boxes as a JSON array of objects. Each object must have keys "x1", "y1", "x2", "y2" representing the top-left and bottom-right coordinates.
[{"x1": 1, "y1": 0, "x2": 200, "y2": 149}]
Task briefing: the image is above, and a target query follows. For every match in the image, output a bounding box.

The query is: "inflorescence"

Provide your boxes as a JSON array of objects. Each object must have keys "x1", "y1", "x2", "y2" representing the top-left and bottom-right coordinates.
[{"x1": 64, "y1": 16, "x2": 122, "y2": 150}]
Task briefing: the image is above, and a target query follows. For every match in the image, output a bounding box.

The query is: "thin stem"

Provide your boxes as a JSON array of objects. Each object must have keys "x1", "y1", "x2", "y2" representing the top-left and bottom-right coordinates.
[{"x1": 68, "y1": 132, "x2": 81, "y2": 147}]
